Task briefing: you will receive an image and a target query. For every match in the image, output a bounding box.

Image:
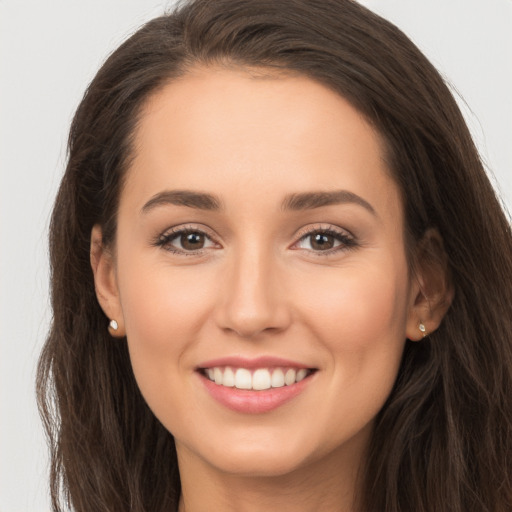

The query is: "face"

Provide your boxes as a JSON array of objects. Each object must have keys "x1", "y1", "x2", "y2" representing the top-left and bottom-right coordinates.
[{"x1": 95, "y1": 67, "x2": 424, "y2": 479}]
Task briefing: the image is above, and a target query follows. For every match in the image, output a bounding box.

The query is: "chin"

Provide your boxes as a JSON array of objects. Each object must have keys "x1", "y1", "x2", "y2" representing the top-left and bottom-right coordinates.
[
  {"x1": 187, "y1": 430, "x2": 329, "y2": 478},
  {"x1": 209, "y1": 450, "x2": 313, "y2": 478}
]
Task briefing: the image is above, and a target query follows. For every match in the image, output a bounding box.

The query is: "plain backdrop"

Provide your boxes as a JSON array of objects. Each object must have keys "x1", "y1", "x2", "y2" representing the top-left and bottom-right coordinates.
[{"x1": 1, "y1": 1, "x2": 511, "y2": 510}]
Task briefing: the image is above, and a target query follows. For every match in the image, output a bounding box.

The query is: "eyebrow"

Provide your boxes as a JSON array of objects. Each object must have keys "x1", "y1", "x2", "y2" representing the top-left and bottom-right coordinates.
[
  {"x1": 140, "y1": 188, "x2": 376, "y2": 216},
  {"x1": 141, "y1": 190, "x2": 222, "y2": 213},
  {"x1": 281, "y1": 190, "x2": 377, "y2": 216}
]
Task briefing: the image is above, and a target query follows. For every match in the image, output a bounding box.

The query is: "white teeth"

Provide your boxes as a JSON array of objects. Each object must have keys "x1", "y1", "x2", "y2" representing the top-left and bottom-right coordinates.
[
  {"x1": 235, "y1": 368, "x2": 252, "y2": 389},
  {"x1": 271, "y1": 368, "x2": 285, "y2": 387},
  {"x1": 284, "y1": 368, "x2": 296, "y2": 386},
  {"x1": 223, "y1": 367, "x2": 235, "y2": 387},
  {"x1": 296, "y1": 368, "x2": 308, "y2": 382},
  {"x1": 204, "y1": 366, "x2": 312, "y2": 390},
  {"x1": 252, "y1": 369, "x2": 272, "y2": 390},
  {"x1": 214, "y1": 367, "x2": 223, "y2": 385}
]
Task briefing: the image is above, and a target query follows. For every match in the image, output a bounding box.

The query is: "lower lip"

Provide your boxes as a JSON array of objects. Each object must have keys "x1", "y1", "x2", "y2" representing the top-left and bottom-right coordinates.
[{"x1": 198, "y1": 372, "x2": 315, "y2": 414}]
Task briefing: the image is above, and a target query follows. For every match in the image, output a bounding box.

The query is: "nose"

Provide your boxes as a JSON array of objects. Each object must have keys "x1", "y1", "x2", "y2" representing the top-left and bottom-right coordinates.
[{"x1": 215, "y1": 245, "x2": 291, "y2": 339}]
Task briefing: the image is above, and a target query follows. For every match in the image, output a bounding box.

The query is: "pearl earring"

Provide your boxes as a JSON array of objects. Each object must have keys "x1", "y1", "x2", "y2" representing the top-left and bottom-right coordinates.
[
  {"x1": 109, "y1": 319, "x2": 118, "y2": 331},
  {"x1": 418, "y1": 322, "x2": 428, "y2": 337}
]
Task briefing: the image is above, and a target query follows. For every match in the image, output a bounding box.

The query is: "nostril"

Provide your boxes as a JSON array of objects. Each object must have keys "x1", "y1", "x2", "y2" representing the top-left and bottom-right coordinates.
[{"x1": 214, "y1": 271, "x2": 292, "y2": 338}]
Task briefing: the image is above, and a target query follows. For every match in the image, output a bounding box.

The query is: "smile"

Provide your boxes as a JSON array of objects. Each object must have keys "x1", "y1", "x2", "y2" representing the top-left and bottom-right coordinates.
[
  {"x1": 196, "y1": 357, "x2": 317, "y2": 413},
  {"x1": 202, "y1": 366, "x2": 314, "y2": 390}
]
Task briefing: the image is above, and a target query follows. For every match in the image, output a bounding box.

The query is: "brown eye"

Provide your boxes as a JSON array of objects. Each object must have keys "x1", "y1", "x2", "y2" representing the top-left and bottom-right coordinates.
[
  {"x1": 310, "y1": 233, "x2": 336, "y2": 250},
  {"x1": 294, "y1": 228, "x2": 356, "y2": 254},
  {"x1": 180, "y1": 232, "x2": 205, "y2": 250},
  {"x1": 156, "y1": 229, "x2": 216, "y2": 253}
]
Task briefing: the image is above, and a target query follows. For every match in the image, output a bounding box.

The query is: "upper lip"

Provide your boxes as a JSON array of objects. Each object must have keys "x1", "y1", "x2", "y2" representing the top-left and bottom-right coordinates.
[{"x1": 197, "y1": 356, "x2": 315, "y2": 370}]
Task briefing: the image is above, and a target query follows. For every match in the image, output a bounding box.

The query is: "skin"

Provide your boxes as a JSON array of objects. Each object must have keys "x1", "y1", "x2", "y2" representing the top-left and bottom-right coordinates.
[{"x1": 91, "y1": 67, "x2": 451, "y2": 511}]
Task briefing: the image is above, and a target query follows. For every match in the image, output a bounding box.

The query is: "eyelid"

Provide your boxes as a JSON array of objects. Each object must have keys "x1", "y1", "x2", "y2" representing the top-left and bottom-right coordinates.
[
  {"x1": 290, "y1": 223, "x2": 358, "y2": 253},
  {"x1": 293, "y1": 223, "x2": 353, "y2": 240},
  {"x1": 159, "y1": 223, "x2": 218, "y2": 239},
  {"x1": 154, "y1": 224, "x2": 221, "y2": 254},
  {"x1": 153, "y1": 222, "x2": 357, "y2": 256}
]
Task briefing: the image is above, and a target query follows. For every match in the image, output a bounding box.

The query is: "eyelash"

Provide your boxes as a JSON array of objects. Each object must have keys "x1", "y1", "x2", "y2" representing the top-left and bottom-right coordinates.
[
  {"x1": 153, "y1": 225, "x2": 218, "y2": 256},
  {"x1": 294, "y1": 225, "x2": 358, "y2": 256},
  {"x1": 153, "y1": 224, "x2": 358, "y2": 256}
]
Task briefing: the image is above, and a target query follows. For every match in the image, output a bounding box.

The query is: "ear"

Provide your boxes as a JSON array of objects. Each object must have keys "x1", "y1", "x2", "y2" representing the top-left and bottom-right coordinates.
[
  {"x1": 90, "y1": 225, "x2": 126, "y2": 338},
  {"x1": 406, "y1": 229, "x2": 454, "y2": 341}
]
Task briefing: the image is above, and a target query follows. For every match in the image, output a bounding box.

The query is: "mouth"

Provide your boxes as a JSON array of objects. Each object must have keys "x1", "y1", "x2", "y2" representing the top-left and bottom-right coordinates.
[
  {"x1": 196, "y1": 356, "x2": 318, "y2": 413},
  {"x1": 199, "y1": 366, "x2": 316, "y2": 391}
]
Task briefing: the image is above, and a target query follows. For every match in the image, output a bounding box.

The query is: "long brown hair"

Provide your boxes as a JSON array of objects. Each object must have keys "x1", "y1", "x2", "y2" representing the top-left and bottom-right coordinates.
[{"x1": 37, "y1": 1, "x2": 512, "y2": 510}]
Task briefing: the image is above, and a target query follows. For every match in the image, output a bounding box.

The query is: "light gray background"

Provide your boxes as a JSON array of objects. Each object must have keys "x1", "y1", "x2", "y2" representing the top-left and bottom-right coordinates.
[{"x1": 1, "y1": 1, "x2": 511, "y2": 510}]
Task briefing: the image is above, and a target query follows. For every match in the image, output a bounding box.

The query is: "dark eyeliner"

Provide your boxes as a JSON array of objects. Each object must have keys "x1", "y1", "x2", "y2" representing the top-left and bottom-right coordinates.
[
  {"x1": 152, "y1": 226, "x2": 215, "y2": 255},
  {"x1": 295, "y1": 225, "x2": 359, "y2": 255}
]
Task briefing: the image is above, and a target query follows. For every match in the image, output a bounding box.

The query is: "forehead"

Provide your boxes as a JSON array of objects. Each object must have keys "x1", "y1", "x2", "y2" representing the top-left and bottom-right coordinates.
[{"x1": 125, "y1": 66, "x2": 401, "y2": 222}]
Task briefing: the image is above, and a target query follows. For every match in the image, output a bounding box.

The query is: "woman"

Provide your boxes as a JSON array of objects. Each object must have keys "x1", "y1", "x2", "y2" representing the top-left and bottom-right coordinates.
[{"x1": 37, "y1": 0, "x2": 512, "y2": 510}]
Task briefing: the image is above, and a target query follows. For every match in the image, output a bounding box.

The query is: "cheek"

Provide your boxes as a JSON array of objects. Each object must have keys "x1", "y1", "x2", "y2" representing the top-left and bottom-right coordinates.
[
  {"x1": 270, "y1": 265, "x2": 409, "y2": 458},
  {"x1": 119, "y1": 259, "x2": 215, "y2": 347},
  {"x1": 115, "y1": 253, "x2": 218, "y2": 405},
  {"x1": 300, "y1": 262, "x2": 410, "y2": 345},
  {"x1": 295, "y1": 259, "x2": 410, "y2": 433}
]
